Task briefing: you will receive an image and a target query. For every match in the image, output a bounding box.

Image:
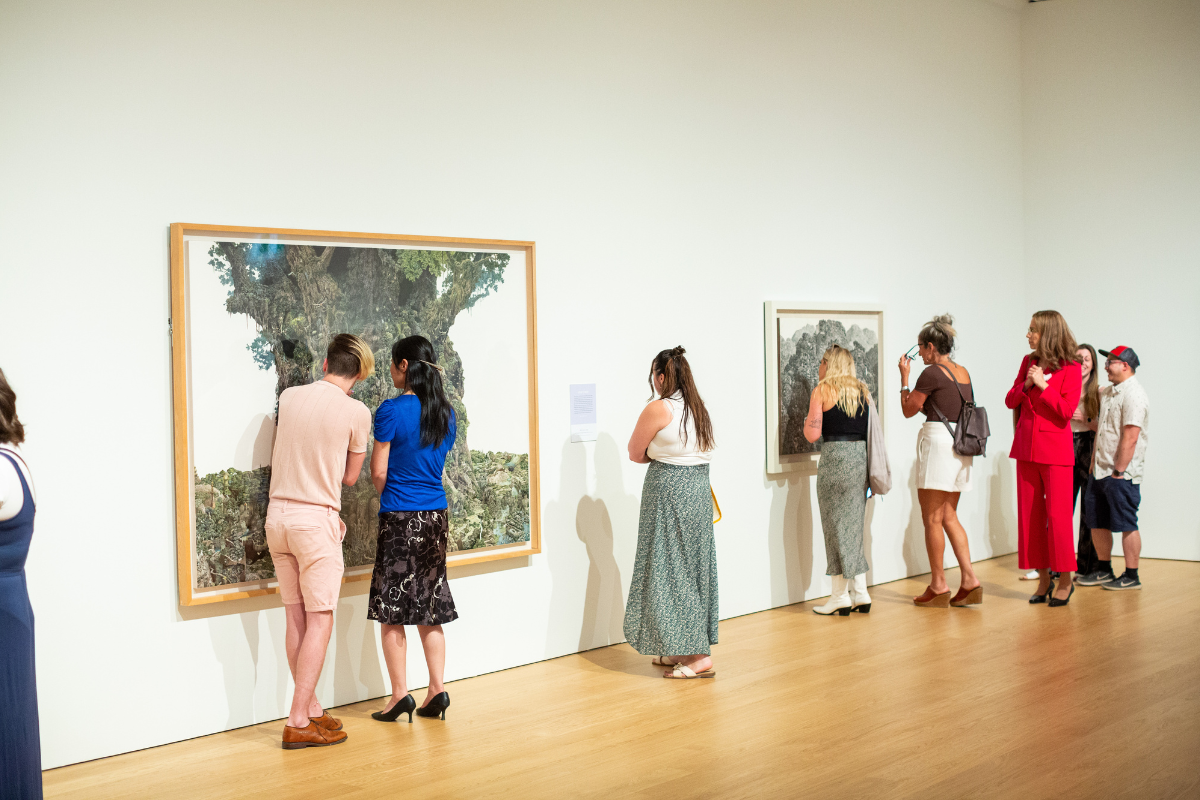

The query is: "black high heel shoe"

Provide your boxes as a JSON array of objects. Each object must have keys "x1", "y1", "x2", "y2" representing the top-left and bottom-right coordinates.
[
  {"x1": 416, "y1": 692, "x2": 450, "y2": 720},
  {"x1": 371, "y1": 693, "x2": 416, "y2": 723},
  {"x1": 1048, "y1": 582, "x2": 1075, "y2": 607},
  {"x1": 1029, "y1": 578, "x2": 1055, "y2": 604}
]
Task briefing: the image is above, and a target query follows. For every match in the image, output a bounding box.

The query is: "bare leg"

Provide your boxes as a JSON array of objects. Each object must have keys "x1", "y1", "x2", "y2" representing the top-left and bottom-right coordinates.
[
  {"x1": 918, "y1": 489, "x2": 948, "y2": 593},
  {"x1": 1036, "y1": 568, "x2": 1053, "y2": 596},
  {"x1": 380, "y1": 624, "x2": 409, "y2": 711},
  {"x1": 417, "y1": 625, "x2": 446, "y2": 704},
  {"x1": 1053, "y1": 571, "x2": 1074, "y2": 600},
  {"x1": 284, "y1": 603, "x2": 323, "y2": 719},
  {"x1": 1092, "y1": 528, "x2": 1113, "y2": 560},
  {"x1": 286, "y1": 609, "x2": 333, "y2": 728},
  {"x1": 940, "y1": 493, "x2": 979, "y2": 591},
  {"x1": 1121, "y1": 530, "x2": 1141, "y2": 568}
]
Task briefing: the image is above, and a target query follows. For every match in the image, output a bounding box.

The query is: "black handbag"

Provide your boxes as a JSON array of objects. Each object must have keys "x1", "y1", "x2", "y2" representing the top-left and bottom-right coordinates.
[{"x1": 932, "y1": 364, "x2": 991, "y2": 457}]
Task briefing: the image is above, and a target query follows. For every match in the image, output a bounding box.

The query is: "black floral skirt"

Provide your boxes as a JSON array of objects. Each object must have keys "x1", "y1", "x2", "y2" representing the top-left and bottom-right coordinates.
[{"x1": 368, "y1": 509, "x2": 458, "y2": 626}]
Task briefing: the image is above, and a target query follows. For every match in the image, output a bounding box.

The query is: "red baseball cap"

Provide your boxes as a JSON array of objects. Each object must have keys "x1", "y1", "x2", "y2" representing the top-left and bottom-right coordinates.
[{"x1": 1099, "y1": 346, "x2": 1139, "y2": 370}]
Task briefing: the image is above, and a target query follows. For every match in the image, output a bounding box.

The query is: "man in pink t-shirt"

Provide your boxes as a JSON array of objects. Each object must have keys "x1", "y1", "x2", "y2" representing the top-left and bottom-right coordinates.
[{"x1": 266, "y1": 334, "x2": 373, "y2": 750}]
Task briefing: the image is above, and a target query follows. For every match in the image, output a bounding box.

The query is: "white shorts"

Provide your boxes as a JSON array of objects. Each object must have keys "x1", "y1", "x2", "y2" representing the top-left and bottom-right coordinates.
[{"x1": 916, "y1": 421, "x2": 973, "y2": 492}]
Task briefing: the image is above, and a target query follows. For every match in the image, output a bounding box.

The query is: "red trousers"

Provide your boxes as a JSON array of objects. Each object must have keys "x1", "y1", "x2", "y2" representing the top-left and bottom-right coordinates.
[{"x1": 1016, "y1": 460, "x2": 1078, "y2": 572}]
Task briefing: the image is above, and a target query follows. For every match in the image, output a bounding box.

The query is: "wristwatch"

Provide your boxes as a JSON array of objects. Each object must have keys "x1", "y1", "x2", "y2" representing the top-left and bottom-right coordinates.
[
  {"x1": 901, "y1": 386, "x2": 910, "y2": 393},
  {"x1": 1111, "y1": 469, "x2": 1124, "y2": 478}
]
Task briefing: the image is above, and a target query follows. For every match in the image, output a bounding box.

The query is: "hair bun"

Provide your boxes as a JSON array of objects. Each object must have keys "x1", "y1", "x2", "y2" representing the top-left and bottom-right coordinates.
[
  {"x1": 933, "y1": 313, "x2": 954, "y2": 328},
  {"x1": 671, "y1": 346, "x2": 686, "y2": 357}
]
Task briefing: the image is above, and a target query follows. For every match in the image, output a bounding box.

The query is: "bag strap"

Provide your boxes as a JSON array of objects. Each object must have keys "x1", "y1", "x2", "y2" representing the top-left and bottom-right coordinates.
[{"x1": 932, "y1": 363, "x2": 972, "y2": 407}]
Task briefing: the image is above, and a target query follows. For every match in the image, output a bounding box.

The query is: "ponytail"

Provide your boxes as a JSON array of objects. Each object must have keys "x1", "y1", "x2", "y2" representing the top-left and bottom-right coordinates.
[
  {"x1": 648, "y1": 346, "x2": 715, "y2": 452},
  {"x1": 391, "y1": 335, "x2": 453, "y2": 448}
]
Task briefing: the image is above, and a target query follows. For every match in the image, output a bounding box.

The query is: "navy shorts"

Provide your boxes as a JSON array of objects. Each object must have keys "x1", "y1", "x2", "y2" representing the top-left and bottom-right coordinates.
[{"x1": 1085, "y1": 476, "x2": 1141, "y2": 533}]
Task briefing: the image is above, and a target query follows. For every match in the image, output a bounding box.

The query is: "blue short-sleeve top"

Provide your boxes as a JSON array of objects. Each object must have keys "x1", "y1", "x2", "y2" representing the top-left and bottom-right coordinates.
[{"x1": 373, "y1": 395, "x2": 457, "y2": 512}]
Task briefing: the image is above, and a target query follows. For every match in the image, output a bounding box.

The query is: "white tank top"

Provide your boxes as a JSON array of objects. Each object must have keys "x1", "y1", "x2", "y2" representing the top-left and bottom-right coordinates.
[{"x1": 646, "y1": 393, "x2": 713, "y2": 466}]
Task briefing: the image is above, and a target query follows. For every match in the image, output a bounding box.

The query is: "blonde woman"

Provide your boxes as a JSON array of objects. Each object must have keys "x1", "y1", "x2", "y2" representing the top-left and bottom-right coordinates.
[{"x1": 803, "y1": 345, "x2": 872, "y2": 616}]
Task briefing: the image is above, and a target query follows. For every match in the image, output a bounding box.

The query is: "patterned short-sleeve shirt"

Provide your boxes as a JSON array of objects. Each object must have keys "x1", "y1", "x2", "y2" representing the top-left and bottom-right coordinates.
[{"x1": 1093, "y1": 375, "x2": 1149, "y2": 483}]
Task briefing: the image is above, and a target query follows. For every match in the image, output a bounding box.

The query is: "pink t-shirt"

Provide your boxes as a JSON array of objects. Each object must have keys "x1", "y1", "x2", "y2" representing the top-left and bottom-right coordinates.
[{"x1": 268, "y1": 380, "x2": 372, "y2": 510}]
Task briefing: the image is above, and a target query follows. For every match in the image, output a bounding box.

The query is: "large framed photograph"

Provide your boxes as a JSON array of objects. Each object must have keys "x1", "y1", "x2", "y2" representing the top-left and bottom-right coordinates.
[
  {"x1": 170, "y1": 223, "x2": 540, "y2": 606},
  {"x1": 764, "y1": 302, "x2": 884, "y2": 474}
]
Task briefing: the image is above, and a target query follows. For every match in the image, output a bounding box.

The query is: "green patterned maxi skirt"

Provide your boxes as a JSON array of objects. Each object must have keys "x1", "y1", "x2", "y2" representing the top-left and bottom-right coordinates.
[
  {"x1": 817, "y1": 440, "x2": 869, "y2": 578},
  {"x1": 623, "y1": 461, "x2": 718, "y2": 656}
]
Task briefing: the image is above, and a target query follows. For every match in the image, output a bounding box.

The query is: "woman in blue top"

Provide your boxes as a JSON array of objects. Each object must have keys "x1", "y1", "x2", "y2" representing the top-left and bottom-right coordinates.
[{"x1": 368, "y1": 335, "x2": 458, "y2": 723}]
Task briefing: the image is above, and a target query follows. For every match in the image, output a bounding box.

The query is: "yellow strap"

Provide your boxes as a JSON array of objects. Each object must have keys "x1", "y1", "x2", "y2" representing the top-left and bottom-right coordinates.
[{"x1": 711, "y1": 488, "x2": 722, "y2": 523}]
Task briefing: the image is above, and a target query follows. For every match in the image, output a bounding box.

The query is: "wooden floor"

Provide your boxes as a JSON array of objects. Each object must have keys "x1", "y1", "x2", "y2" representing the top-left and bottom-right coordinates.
[{"x1": 45, "y1": 555, "x2": 1200, "y2": 800}]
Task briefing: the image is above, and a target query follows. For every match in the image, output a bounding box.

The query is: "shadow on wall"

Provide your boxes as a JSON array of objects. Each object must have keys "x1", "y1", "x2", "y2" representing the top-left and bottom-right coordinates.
[
  {"x1": 987, "y1": 455, "x2": 1017, "y2": 558},
  {"x1": 543, "y1": 434, "x2": 642, "y2": 658},
  {"x1": 330, "y1": 597, "x2": 385, "y2": 708},
  {"x1": 576, "y1": 433, "x2": 637, "y2": 651},
  {"x1": 899, "y1": 461, "x2": 928, "y2": 578},
  {"x1": 765, "y1": 469, "x2": 814, "y2": 606}
]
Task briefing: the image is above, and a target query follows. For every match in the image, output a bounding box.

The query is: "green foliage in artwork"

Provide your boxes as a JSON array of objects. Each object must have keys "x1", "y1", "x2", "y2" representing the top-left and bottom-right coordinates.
[
  {"x1": 194, "y1": 241, "x2": 529, "y2": 589},
  {"x1": 193, "y1": 451, "x2": 530, "y2": 589}
]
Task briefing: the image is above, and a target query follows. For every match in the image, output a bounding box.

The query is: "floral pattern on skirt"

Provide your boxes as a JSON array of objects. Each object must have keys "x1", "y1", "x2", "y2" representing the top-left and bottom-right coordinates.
[
  {"x1": 817, "y1": 440, "x2": 869, "y2": 578},
  {"x1": 368, "y1": 509, "x2": 458, "y2": 626},
  {"x1": 623, "y1": 461, "x2": 718, "y2": 657}
]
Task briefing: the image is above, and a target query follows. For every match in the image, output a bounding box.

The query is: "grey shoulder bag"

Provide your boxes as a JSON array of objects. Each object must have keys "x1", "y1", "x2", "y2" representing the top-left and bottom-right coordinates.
[{"x1": 931, "y1": 364, "x2": 991, "y2": 457}]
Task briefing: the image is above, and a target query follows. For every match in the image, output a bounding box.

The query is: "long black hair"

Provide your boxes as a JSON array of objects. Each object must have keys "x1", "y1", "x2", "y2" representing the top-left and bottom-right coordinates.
[
  {"x1": 648, "y1": 346, "x2": 714, "y2": 452},
  {"x1": 392, "y1": 335, "x2": 454, "y2": 448}
]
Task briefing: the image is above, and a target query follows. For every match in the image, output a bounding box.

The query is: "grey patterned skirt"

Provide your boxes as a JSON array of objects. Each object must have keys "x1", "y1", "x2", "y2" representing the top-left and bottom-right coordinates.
[
  {"x1": 623, "y1": 461, "x2": 718, "y2": 657},
  {"x1": 817, "y1": 440, "x2": 869, "y2": 578}
]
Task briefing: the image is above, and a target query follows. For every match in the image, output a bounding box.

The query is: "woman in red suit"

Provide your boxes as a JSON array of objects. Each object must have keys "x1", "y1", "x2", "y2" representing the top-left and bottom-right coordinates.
[{"x1": 1005, "y1": 310, "x2": 1083, "y2": 607}]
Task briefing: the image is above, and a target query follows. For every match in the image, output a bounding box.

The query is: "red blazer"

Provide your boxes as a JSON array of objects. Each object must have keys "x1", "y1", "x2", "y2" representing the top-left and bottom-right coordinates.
[{"x1": 1005, "y1": 354, "x2": 1082, "y2": 466}]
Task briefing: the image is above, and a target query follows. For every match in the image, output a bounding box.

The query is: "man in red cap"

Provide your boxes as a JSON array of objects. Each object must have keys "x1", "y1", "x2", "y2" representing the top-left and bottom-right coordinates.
[{"x1": 1077, "y1": 346, "x2": 1148, "y2": 590}]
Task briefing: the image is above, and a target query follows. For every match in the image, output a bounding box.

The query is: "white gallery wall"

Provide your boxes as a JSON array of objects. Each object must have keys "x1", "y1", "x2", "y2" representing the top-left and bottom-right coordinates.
[
  {"x1": 1022, "y1": 0, "x2": 1200, "y2": 559},
  {"x1": 0, "y1": 0, "x2": 1184, "y2": 769}
]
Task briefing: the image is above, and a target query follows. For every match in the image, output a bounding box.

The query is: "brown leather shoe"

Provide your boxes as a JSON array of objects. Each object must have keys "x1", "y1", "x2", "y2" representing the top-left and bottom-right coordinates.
[
  {"x1": 310, "y1": 712, "x2": 343, "y2": 731},
  {"x1": 282, "y1": 721, "x2": 347, "y2": 749}
]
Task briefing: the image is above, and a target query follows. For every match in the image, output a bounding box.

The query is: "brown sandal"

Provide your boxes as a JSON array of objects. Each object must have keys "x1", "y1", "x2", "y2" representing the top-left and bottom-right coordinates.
[
  {"x1": 913, "y1": 586, "x2": 951, "y2": 607},
  {"x1": 950, "y1": 585, "x2": 983, "y2": 606}
]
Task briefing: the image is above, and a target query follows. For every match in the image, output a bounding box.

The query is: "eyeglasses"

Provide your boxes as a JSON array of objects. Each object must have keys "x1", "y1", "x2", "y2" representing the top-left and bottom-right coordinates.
[{"x1": 905, "y1": 344, "x2": 920, "y2": 360}]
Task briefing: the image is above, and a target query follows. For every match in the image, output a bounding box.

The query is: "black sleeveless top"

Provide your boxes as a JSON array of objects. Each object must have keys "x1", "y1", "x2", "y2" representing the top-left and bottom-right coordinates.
[{"x1": 821, "y1": 401, "x2": 868, "y2": 441}]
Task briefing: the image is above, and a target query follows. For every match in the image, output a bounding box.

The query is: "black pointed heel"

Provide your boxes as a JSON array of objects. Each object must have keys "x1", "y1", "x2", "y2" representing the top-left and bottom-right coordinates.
[
  {"x1": 1029, "y1": 578, "x2": 1055, "y2": 604},
  {"x1": 371, "y1": 693, "x2": 415, "y2": 723},
  {"x1": 416, "y1": 691, "x2": 450, "y2": 720},
  {"x1": 1048, "y1": 582, "x2": 1075, "y2": 607}
]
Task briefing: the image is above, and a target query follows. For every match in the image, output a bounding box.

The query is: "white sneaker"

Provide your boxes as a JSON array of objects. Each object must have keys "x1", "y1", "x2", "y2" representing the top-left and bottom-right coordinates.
[
  {"x1": 848, "y1": 574, "x2": 871, "y2": 613},
  {"x1": 814, "y1": 576, "x2": 852, "y2": 616},
  {"x1": 1019, "y1": 570, "x2": 1040, "y2": 581}
]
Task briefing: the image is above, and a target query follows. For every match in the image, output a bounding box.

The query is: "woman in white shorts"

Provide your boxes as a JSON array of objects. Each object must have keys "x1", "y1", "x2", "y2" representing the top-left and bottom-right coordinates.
[{"x1": 898, "y1": 314, "x2": 982, "y2": 608}]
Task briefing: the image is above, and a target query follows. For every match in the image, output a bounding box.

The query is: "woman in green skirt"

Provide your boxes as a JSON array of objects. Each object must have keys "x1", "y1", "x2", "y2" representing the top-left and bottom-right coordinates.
[
  {"x1": 803, "y1": 344, "x2": 872, "y2": 616},
  {"x1": 624, "y1": 346, "x2": 717, "y2": 679}
]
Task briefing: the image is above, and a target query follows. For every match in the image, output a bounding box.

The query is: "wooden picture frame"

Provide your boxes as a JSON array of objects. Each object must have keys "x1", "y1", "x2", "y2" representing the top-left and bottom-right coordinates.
[
  {"x1": 764, "y1": 301, "x2": 884, "y2": 474},
  {"x1": 170, "y1": 223, "x2": 541, "y2": 606}
]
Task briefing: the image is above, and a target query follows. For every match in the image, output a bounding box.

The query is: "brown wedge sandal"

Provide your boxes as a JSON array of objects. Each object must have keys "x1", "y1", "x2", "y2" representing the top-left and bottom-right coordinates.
[
  {"x1": 950, "y1": 585, "x2": 983, "y2": 606},
  {"x1": 913, "y1": 586, "x2": 951, "y2": 607}
]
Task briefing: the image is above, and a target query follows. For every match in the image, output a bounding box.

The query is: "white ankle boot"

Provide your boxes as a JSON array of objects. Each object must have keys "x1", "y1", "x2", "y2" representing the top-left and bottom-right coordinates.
[
  {"x1": 849, "y1": 573, "x2": 871, "y2": 613},
  {"x1": 813, "y1": 575, "x2": 852, "y2": 616}
]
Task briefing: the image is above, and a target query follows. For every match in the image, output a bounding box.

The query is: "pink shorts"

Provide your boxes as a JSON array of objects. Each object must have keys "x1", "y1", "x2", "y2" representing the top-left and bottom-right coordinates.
[{"x1": 265, "y1": 499, "x2": 346, "y2": 611}]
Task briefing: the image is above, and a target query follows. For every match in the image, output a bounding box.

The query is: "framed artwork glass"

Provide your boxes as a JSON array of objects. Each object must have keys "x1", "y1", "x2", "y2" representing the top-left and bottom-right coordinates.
[
  {"x1": 170, "y1": 223, "x2": 540, "y2": 606},
  {"x1": 764, "y1": 302, "x2": 884, "y2": 473}
]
